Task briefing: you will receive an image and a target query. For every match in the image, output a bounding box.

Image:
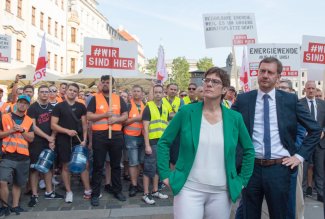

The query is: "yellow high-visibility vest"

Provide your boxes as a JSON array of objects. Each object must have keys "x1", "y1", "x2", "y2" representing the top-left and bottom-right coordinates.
[{"x1": 147, "y1": 101, "x2": 168, "y2": 140}]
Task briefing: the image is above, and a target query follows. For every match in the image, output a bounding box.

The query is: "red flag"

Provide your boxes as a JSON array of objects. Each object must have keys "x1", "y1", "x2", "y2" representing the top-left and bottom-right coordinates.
[
  {"x1": 240, "y1": 47, "x2": 250, "y2": 92},
  {"x1": 156, "y1": 45, "x2": 167, "y2": 83},
  {"x1": 32, "y1": 34, "x2": 47, "y2": 85}
]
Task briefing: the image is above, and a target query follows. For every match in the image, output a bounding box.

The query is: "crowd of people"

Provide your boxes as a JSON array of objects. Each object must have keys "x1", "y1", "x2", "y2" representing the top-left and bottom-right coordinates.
[{"x1": 0, "y1": 57, "x2": 324, "y2": 219}]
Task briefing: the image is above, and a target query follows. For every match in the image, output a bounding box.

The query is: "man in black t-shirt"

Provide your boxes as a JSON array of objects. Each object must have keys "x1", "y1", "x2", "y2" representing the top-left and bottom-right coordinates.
[
  {"x1": 51, "y1": 83, "x2": 91, "y2": 203},
  {"x1": 87, "y1": 75, "x2": 128, "y2": 206},
  {"x1": 27, "y1": 85, "x2": 63, "y2": 207}
]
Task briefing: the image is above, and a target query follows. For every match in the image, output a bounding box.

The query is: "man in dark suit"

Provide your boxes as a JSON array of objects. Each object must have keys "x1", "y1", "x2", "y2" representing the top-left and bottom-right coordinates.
[
  {"x1": 232, "y1": 57, "x2": 321, "y2": 219},
  {"x1": 300, "y1": 81, "x2": 325, "y2": 202}
]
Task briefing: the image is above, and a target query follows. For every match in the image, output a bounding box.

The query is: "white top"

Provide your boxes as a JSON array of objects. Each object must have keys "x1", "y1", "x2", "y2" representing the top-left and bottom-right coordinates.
[
  {"x1": 184, "y1": 115, "x2": 227, "y2": 192},
  {"x1": 306, "y1": 97, "x2": 317, "y2": 120},
  {"x1": 252, "y1": 89, "x2": 291, "y2": 159}
]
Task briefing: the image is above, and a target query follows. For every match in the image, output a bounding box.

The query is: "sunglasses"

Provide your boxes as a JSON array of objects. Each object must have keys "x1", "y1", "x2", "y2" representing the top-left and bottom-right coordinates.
[
  {"x1": 49, "y1": 90, "x2": 57, "y2": 93},
  {"x1": 180, "y1": 94, "x2": 187, "y2": 97},
  {"x1": 188, "y1": 87, "x2": 196, "y2": 91}
]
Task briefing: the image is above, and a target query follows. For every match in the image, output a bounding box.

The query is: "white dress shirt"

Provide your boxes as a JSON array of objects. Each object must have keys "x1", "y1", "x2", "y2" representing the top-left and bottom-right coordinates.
[
  {"x1": 306, "y1": 97, "x2": 317, "y2": 120},
  {"x1": 252, "y1": 89, "x2": 291, "y2": 159},
  {"x1": 185, "y1": 116, "x2": 227, "y2": 192}
]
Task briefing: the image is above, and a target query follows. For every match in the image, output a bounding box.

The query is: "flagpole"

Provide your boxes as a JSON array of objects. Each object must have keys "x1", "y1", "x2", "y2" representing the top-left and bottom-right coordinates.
[{"x1": 231, "y1": 45, "x2": 238, "y2": 90}]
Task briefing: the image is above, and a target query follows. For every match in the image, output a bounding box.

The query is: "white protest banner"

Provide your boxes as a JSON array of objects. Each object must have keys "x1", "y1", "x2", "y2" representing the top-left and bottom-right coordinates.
[
  {"x1": 247, "y1": 44, "x2": 300, "y2": 77},
  {"x1": 301, "y1": 35, "x2": 325, "y2": 80},
  {"x1": 0, "y1": 35, "x2": 11, "y2": 63},
  {"x1": 83, "y1": 37, "x2": 138, "y2": 74},
  {"x1": 203, "y1": 13, "x2": 257, "y2": 48}
]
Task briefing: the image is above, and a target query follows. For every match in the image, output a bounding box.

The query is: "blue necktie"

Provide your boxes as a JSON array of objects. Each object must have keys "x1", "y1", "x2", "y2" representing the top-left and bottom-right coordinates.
[
  {"x1": 263, "y1": 94, "x2": 271, "y2": 159},
  {"x1": 310, "y1": 100, "x2": 316, "y2": 120}
]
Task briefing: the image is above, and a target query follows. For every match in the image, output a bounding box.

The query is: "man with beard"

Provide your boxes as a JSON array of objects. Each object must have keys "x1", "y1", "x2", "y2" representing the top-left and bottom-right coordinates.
[
  {"x1": 87, "y1": 75, "x2": 128, "y2": 206},
  {"x1": 27, "y1": 85, "x2": 63, "y2": 207}
]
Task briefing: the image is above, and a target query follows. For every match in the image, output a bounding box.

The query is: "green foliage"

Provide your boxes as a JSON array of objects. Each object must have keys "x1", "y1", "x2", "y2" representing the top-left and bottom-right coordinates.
[
  {"x1": 171, "y1": 57, "x2": 190, "y2": 91},
  {"x1": 146, "y1": 57, "x2": 158, "y2": 76},
  {"x1": 197, "y1": 57, "x2": 214, "y2": 72}
]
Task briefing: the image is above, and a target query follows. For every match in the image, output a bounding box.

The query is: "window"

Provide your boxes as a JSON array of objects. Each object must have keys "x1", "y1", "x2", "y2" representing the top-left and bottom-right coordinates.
[
  {"x1": 70, "y1": 58, "x2": 75, "y2": 74},
  {"x1": 302, "y1": 72, "x2": 305, "y2": 77},
  {"x1": 32, "y1": 7, "x2": 36, "y2": 26},
  {"x1": 16, "y1": 40, "x2": 22, "y2": 61},
  {"x1": 61, "y1": 25, "x2": 64, "y2": 41},
  {"x1": 48, "y1": 17, "x2": 51, "y2": 34},
  {"x1": 17, "y1": 0, "x2": 22, "y2": 18},
  {"x1": 54, "y1": 54, "x2": 58, "y2": 70},
  {"x1": 71, "y1": 27, "x2": 76, "y2": 43},
  {"x1": 31, "y1": 45, "x2": 35, "y2": 64},
  {"x1": 5, "y1": 0, "x2": 11, "y2": 12},
  {"x1": 61, "y1": 57, "x2": 64, "y2": 72},
  {"x1": 47, "y1": 52, "x2": 51, "y2": 69},
  {"x1": 61, "y1": 0, "x2": 64, "y2": 10},
  {"x1": 55, "y1": 21, "x2": 58, "y2": 37},
  {"x1": 40, "y1": 12, "x2": 44, "y2": 30}
]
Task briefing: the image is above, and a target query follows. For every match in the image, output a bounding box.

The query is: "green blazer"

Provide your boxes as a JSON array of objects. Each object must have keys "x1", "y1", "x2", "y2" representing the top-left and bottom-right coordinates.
[{"x1": 157, "y1": 102, "x2": 255, "y2": 203}]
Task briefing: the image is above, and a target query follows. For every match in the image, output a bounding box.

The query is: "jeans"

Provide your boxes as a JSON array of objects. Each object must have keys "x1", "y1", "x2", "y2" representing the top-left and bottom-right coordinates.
[{"x1": 124, "y1": 135, "x2": 144, "y2": 166}]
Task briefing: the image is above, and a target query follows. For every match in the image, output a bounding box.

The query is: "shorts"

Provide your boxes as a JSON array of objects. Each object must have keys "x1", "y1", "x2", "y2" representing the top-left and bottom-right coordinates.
[
  {"x1": 29, "y1": 140, "x2": 49, "y2": 165},
  {"x1": 124, "y1": 135, "x2": 144, "y2": 166},
  {"x1": 0, "y1": 158, "x2": 30, "y2": 186},
  {"x1": 143, "y1": 144, "x2": 157, "y2": 178},
  {"x1": 57, "y1": 142, "x2": 73, "y2": 163}
]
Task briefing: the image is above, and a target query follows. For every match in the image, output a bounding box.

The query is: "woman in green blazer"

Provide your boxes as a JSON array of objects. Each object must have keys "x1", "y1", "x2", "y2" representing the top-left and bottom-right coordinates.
[{"x1": 157, "y1": 67, "x2": 255, "y2": 219}]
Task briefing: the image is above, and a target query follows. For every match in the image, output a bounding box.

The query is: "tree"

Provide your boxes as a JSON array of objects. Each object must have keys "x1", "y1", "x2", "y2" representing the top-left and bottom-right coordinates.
[
  {"x1": 197, "y1": 57, "x2": 214, "y2": 72},
  {"x1": 145, "y1": 57, "x2": 157, "y2": 76},
  {"x1": 171, "y1": 57, "x2": 190, "y2": 91}
]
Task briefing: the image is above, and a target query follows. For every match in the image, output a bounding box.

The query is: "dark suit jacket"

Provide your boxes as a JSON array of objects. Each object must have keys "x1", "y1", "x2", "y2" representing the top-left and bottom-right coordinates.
[
  {"x1": 232, "y1": 89, "x2": 321, "y2": 160},
  {"x1": 300, "y1": 97, "x2": 325, "y2": 148}
]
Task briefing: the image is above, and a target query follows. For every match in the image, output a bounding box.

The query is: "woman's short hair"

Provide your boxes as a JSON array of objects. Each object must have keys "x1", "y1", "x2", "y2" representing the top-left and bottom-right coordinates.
[{"x1": 204, "y1": 67, "x2": 230, "y2": 87}]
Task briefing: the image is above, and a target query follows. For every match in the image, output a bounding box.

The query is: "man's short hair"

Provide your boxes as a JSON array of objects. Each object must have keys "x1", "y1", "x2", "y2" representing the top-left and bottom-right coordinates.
[
  {"x1": 259, "y1": 57, "x2": 283, "y2": 74},
  {"x1": 153, "y1": 84, "x2": 163, "y2": 91},
  {"x1": 100, "y1": 75, "x2": 115, "y2": 84},
  {"x1": 60, "y1": 82, "x2": 67, "y2": 87},
  {"x1": 188, "y1": 83, "x2": 197, "y2": 88},
  {"x1": 23, "y1": 85, "x2": 34, "y2": 92},
  {"x1": 279, "y1": 79, "x2": 293, "y2": 89},
  {"x1": 132, "y1": 85, "x2": 144, "y2": 92},
  {"x1": 38, "y1": 85, "x2": 49, "y2": 92},
  {"x1": 167, "y1": 83, "x2": 178, "y2": 89},
  {"x1": 68, "y1": 83, "x2": 80, "y2": 92}
]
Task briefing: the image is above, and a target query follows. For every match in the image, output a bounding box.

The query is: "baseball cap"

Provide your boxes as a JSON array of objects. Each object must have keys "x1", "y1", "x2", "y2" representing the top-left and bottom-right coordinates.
[{"x1": 17, "y1": 95, "x2": 31, "y2": 104}]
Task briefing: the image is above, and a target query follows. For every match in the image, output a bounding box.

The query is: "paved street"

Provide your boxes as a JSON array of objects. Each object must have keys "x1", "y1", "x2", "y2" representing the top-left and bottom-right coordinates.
[{"x1": 2, "y1": 174, "x2": 323, "y2": 219}]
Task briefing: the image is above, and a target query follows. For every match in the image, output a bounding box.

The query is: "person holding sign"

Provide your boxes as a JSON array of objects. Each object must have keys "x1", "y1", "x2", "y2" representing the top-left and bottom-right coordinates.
[
  {"x1": 158, "y1": 67, "x2": 255, "y2": 219},
  {"x1": 87, "y1": 75, "x2": 128, "y2": 206}
]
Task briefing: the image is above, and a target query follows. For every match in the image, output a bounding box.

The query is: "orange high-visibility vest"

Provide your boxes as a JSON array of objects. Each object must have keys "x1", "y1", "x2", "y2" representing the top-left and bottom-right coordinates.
[
  {"x1": 77, "y1": 98, "x2": 86, "y2": 106},
  {"x1": 123, "y1": 99, "x2": 145, "y2": 136},
  {"x1": 91, "y1": 93, "x2": 122, "y2": 131},
  {"x1": 0, "y1": 102, "x2": 9, "y2": 113},
  {"x1": 56, "y1": 96, "x2": 64, "y2": 103},
  {"x1": 1, "y1": 113, "x2": 33, "y2": 156}
]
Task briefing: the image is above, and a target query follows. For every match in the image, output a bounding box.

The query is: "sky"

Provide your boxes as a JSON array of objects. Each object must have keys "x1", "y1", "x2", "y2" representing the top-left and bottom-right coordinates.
[{"x1": 97, "y1": 0, "x2": 325, "y2": 67}]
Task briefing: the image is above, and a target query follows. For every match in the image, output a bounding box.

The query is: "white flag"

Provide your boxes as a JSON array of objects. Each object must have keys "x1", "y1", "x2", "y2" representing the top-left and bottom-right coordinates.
[
  {"x1": 156, "y1": 45, "x2": 167, "y2": 83},
  {"x1": 240, "y1": 47, "x2": 250, "y2": 92},
  {"x1": 32, "y1": 33, "x2": 47, "y2": 85}
]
